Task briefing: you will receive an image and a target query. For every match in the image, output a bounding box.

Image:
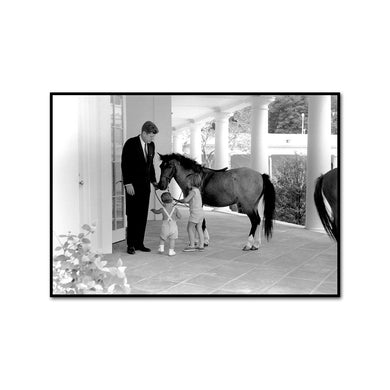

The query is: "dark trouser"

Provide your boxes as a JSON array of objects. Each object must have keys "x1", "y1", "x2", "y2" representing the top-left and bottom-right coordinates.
[{"x1": 126, "y1": 189, "x2": 150, "y2": 248}]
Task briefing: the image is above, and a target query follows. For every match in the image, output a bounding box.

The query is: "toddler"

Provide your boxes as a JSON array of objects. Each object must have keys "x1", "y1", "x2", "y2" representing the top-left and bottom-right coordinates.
[{"x1": 151, "y1": 192, "x2": 181, "y2": 256}]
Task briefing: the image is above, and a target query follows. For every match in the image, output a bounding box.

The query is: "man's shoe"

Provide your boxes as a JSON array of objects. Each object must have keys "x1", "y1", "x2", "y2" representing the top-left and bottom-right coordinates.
[
  {"x1": 127, "y1": 246, "x2": 136, "y2": 255},
  {"x1": 136, "y1": 246, "x2": 151, "y2": 252}
]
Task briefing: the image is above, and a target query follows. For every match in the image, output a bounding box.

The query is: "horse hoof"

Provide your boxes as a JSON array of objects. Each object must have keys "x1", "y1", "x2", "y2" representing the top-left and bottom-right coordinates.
[
  {"x1": 250, "y1": 246, "x2": 259, "y2": 251},
  {"x1": 204, "y1": 243, "x2": 209, "y2": 247},
  {"x1": 242, "y1": 245, "x2": 252, "y2": 251}
]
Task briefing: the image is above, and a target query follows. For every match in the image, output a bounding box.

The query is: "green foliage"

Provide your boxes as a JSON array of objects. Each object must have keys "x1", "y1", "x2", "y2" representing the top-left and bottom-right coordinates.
[
  {"x1": 274, "y1": 154, "x2": 306, "y2": 225},
  {"x1": 269, "y1": 96, "x2": 308, "y2": 134},
  {"x1": 331, "y1": 95, "x2": 338, "y2": 135},
  {"x1": 53, "y1": 224, "x2": 131, "y2": 295},
  {"x1": 269, "y1": 95, "x2": 338, "y2": 134},
  {"x1": 230, "y1": 95, "x2": 338, "y2": 135},
  {"x1": 201, "y1": 121, "x2": 215, "y2": 167}
]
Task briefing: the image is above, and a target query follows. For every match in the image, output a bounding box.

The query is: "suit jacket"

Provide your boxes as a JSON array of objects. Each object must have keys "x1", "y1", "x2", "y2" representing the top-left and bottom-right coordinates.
[{"x1": 121, "y1": 136, "x2": 157, "y2": 193}]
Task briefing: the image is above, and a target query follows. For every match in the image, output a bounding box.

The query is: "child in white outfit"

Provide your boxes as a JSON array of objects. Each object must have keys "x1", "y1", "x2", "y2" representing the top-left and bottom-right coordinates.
[{"x1": 151, "y1": 192, "x2": 181, "y2": 256}]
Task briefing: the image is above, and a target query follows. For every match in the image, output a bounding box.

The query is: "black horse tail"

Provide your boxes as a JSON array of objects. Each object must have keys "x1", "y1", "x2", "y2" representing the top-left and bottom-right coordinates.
[
  {"x1": 262, "y1": 174, "x2": 275, "y2": 241},
  {"x1": 314, "y1": 174, "x2": 337, "y2": 241}
]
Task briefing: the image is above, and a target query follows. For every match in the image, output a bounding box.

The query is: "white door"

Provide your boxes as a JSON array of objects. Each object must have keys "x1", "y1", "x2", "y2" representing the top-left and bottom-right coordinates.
[
  {"x1": 111, "y1": 95, "x2": 126, "y2": 243},
  {"x1": 78, "y1": 96, "x2": 112, "y2": 253}
]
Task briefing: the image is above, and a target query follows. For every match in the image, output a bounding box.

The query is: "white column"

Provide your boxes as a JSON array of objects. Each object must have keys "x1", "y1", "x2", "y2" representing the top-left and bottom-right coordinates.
[
  {"x1": 214, "y1": 111, "x2": 231, "y2": 169},
  {"x1": 251, "y1": 96, "x2": 275, "y2": 174},
  {"x1": 190, "y1": 122, "x2": 202, "y2": 163},
  {"x1": 172, "y1": 130, "x2": 184, "y2": 154},
  {"x1": 171, "y1": 130, "x2": 184, "y2": 200},
  {"x1": 305, "y1": 95, "x2": 332, "y2": 232}
]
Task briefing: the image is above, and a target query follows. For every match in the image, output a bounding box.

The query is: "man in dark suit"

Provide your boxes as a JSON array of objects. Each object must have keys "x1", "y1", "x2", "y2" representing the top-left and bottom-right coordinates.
[{"x1": 121, "y1": 121, "x2": 159, "y2": 254}]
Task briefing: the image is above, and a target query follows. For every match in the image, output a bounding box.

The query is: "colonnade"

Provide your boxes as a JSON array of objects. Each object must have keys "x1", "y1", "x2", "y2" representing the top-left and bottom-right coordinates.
[{"x1": 171, "y1": 95, "x2": 332, "y2": 231}]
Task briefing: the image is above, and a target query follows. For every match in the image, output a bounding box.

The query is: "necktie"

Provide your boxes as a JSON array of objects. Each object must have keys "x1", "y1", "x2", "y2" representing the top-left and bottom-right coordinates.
[{"x1": 144, "y1": 143, "x2": 148, "y2": 161}]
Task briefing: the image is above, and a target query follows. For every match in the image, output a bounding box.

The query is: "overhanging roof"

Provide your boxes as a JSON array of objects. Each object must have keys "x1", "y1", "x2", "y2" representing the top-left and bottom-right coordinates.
[{"x1": 171, "y1": 95, "x2": 252, "y2": 131}]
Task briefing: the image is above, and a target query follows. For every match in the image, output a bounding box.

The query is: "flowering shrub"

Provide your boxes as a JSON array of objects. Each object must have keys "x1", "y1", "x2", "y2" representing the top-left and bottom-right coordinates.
[
  {"x1": 274, "y1": 154, "x2": 306, "y2": 225},
  {"x1": 53, "y1": 224, "x2": 131, "y2": 295}
]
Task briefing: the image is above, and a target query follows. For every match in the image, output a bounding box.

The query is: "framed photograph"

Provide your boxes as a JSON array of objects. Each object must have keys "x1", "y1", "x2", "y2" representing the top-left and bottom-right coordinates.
[{"x1": 51, "y1": 93, "x2": 339, "y2": 297}]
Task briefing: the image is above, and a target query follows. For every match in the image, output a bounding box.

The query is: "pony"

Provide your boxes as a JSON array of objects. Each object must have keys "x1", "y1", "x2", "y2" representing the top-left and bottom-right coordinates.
[
  {"x1": 157, "y1": 153, "x2": 275, "y2": 250},
  {"x1": 314, "y1": 167, "x2": 338, "y2": 241}
]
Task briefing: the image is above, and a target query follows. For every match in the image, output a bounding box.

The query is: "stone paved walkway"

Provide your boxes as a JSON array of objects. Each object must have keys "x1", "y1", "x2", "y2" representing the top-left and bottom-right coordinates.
[{"x1": 105, "y1": 207, "x2": 338, "y2": 295}]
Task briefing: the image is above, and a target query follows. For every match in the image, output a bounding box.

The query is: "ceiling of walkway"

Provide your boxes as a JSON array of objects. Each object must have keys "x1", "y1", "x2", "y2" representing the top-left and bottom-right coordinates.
[{"x1": 171, "y1": 95, "x2": 252, "y2": 130}]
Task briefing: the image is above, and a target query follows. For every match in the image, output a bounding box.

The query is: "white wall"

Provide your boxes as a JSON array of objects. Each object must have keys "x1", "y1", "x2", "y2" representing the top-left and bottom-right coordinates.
[
  {"x1": 52, "y1": 95, "x2": 80, "y2": 247},
  {"x1": 53, "y1": 95, "x2": 172, "y2": 254},
  {"x1": 125, "y1": 95, "x2": 172, "y2": 220}
]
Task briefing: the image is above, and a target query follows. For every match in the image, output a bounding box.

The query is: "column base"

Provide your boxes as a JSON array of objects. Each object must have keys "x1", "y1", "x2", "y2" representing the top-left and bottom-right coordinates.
[
  {"x1": 305, "y1": 226, "x2": 327, "y2": 234},
  {"x1": 213, "y1": 206, "x2": 232, "y2": 213}
]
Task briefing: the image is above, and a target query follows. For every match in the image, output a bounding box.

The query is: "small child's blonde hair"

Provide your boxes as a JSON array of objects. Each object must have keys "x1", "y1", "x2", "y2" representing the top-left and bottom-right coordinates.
[{"x1": 188, "y1": 173, "x2": 202, "y2": 188}]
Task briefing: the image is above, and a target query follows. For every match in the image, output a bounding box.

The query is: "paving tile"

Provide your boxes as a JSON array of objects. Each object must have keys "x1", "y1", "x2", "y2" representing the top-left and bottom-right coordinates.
[
  {"x1": 148, "y1": 267, "x2": 204, "y2": 283},
  {"x1": 205, "y1": 262, "x2": 256, "y2": 279},
  {"x1": 205, "y1": 248, "x2": 246, "y2": 260},
  {"x1": 301, "y1": 241, "x2": 333, "y2": 251},
  {"x1": 264, "y1": 255, "x2": 309, "y2": 271},
  {"x1": 188, "y1": 257, "x2": 232, "y2": 269},
  {"x1": 232, "y1": 255, "x2": 272, "y2": 266},
  {"x1": 106, "y1": 211, "x2": 339, "y2": 296},
  {"x1": 186, "y1": 273, "x2": 232, "y2": 289},
  {"x1": 243, "y1": 267, "x2": 291, "y2": 281},
  {"x1": 211, "y1": 290, "x2": 244, "y2": 295},
  {"x1": 288, "y1": 257, "x2": 336, "y2": 281},
  {"x1": 109, "y1": 256, "x2": 155, "y2": 269},
  {"x1": 311, "y1": 253, "x2": 338, "y2": 266},
  {"x1": 220, "y1": 267, "x2": 288, "y2": 293},
  {"x1": 219, "y1": 277, "x2": 273, "y2": 294},
  {"x1": 283, "y1": 248, "x2": 319, "y2": 261},
  {"x1": 263, "y1": 277, "x2": 319, "y2": 294},
  {"x1": 312, "y1": 282, "x2": 338, "y2": 295},
  {"x1": 129, "y1": 288, "x2": 155, "y2": 295},
  {"x1": 175, "y1": 262, "x2": 215, "y2": 274},
  {"x1": 132, "y1": 278, "x2": 177, "y2": 293},
  {"x1": 128, "y1": 260, "x2": 174, "y2": 278},
  {"x1": 324, "y1": 270, "x2": 338, "y2": 283},
  {"x1": 161, "y1": 283, "x2": 215, "y2": 295},
  {"x1": 288, "y1": 268, "x2": 334, "y2": 282},
  {"x1": 126, "y1": 274, "x2": 146, "y2": 284}
]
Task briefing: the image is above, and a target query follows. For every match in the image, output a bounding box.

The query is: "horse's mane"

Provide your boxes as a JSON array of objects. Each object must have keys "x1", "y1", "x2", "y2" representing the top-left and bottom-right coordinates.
[
  {"x1": 160, "y1": 153, "x2": 228, "y2": 173},
  {"x1": 160, "y1": 153, "x2": 203, "y2": 173}
]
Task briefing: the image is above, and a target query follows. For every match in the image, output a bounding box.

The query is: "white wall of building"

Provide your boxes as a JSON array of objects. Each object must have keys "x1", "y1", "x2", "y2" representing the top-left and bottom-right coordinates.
[
  {"x1": 268, "y1": 134, "x2": 337, "y2": 157},
  {"x1": 53, "y1": 95, "x2": 172, "y2": 255},
  {"x1": 53, "y1": 96, "x2": 112, "y2": 254},
  {"x1": 52, "y1": 95, "x2": 80, "y2": 248}
]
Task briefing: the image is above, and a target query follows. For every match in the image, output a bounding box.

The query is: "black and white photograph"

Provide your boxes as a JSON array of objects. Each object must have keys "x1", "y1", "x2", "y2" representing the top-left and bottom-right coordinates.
[
  {"x1": 51, "y1": 93, "x2": 339, "y2": 296},
  {"x1": 3, "y1": 1, "x2": 390, "y2": 389}
]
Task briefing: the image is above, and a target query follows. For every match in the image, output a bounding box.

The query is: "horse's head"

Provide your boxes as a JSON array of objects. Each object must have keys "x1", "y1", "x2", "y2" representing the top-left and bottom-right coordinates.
[{"x1": 157, "y1": 153, "x2": 177, "y2": 190}]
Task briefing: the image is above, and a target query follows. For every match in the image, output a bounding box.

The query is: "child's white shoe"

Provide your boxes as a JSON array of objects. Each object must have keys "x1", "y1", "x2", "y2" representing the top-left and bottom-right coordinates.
[
  {"x1": 158, "y1": 245, "x2": 164, "y2": 254},
  {"x1": 168, "y1": 249, "x2": 176, "y2": 256}
]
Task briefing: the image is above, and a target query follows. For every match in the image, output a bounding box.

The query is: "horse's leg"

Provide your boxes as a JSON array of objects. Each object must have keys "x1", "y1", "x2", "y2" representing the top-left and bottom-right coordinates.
[
  {"x1": 202, "y1": 218, "x2": 209, "y2": 246},
  {"x1": 252, "y1": 210, "x2": 262, "y2": 250},
  {"x1": 243, "y1": 212, "x2": 258, "y2": 251}
]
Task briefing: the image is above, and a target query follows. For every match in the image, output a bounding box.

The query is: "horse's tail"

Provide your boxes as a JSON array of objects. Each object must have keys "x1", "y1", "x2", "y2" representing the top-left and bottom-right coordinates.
[
  {"x1": 262, "y1": 174, "x2": 275, "y2": 241},
  {"x1": 314, "y1": 174, "x2": 337, "y2": 241}
]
